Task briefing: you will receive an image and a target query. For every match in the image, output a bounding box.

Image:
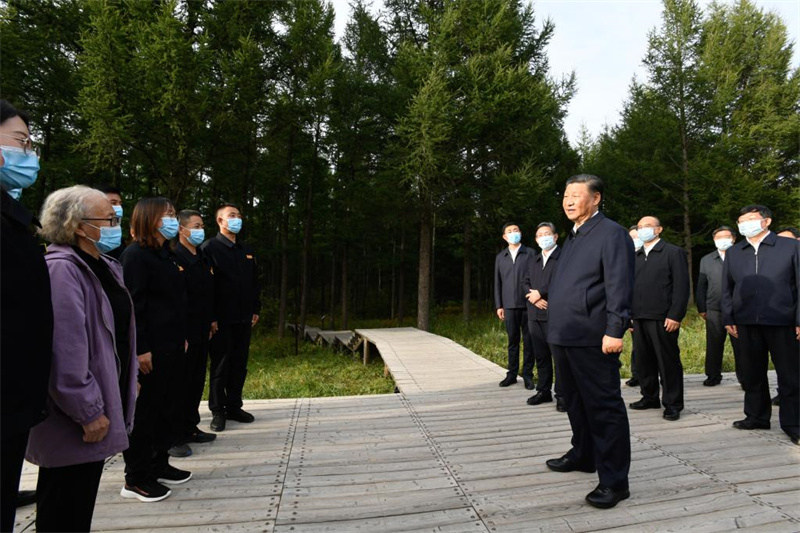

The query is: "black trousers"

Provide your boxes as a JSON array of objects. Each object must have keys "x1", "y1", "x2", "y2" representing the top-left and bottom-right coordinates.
[
  {"x1": 704, "y1": 309, "x2": 744, "y2": 383},
  {"x1": 526, "y1": 319, "x2": 554, "y2": 392},
  {"x1": 551, "y1": 344, "x2": 630, "y2": 491},
  {"x1": 179, "y1": 325, "x2": 211, "y2": 438},
  {"x1": 629, "y1": 330, "x2": 638, "y2": 380},
  {"x1": 634, "y1": 319, "x2": 684, "y2": 411},
  {"x1": 35, "y1": 460, "x2": 104, "y2": 532},
  {"x1": 0, "y1": 429, "x2": 28, "y2": 532},
  {"x1": 123, "y1": 348, "x2": 182, "y2": 484},
  {"x1": 737, "y1": 325, "x2": 799, "y2": 437},
  {"x1": 209, "y1": 322, "x2": 252, "y2": 414},
  {"x1": 503, "y1": 308, "x2": 533, "y2": 380}
]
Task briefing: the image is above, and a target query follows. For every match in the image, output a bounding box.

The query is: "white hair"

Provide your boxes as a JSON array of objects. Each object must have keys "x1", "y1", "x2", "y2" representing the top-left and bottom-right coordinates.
[{"x1": 39, "y1": 185, "x2": 107, "y2": 245}]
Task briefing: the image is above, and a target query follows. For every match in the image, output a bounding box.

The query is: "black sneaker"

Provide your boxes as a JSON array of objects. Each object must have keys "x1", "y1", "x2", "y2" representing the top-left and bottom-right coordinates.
[
  {"x1": 189, "y1": 427, "x2": 217, "y2": 443},
  {"x1": 120, "y1": 480, "x2": 171, "y2": 502},
  {"x1": 168, "y1": 443, "x2": 192, "y2": 457},
  {"x1": 499, "y1": 375, "x2": 517, "y2": 387},
  {"x1": 227, "y1": 408, "x2": 255, "y2": 423},
  {"x1": 156, "y1": 464, "x2": 192, "y2": 485}
]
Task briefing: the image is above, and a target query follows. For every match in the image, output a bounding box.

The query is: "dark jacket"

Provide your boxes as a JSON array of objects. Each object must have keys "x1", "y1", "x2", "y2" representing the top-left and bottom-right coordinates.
[
  {"x1": 174, "y1": 242, "x2": 215, "y2": 341},
  {"x1": 0, "y1": 191, "x2": 53, "y2": 434},
  {"x1": 494, "y1": 245, "x2": 532, "y2": 309},
  {"x1": 200, "y1": 233, "x2": 261, "y2": 325},
  {"x1": 548, "y1": 212, "x2": 634, "y2": 346},
  {"x1": 522, "y1": 245, "x2": 562, "y2": 321},
  {"x1": 121, "y1": 241, "x2": 187, "y2": 355},
  {"x1": 27, "y1": 245, "x2": 137, "y2": 468},
  {"x1": 632, "y1": 239, "x2": 690, "y2": 321},
  {"x1": 696, "y1": 250, "x2": 725, "y2": 313},
  {"x1": 722, "y1": 232, "x2": 800, "y2": 327}
]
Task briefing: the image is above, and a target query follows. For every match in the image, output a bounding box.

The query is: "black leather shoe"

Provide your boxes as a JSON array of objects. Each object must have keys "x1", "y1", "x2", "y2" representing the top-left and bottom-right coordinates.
[
  {"x1": 168, "y1": 443, "x2": 192, "y2": 457},
  {"x1": 227, "y1": 408, "x2": 255, "y2": 423},
  {"x1": 523, "y1": 377, "x2": 535, "y2": 390},
  {"x1": 189, "y1": 428, "x2": 217, "y2": 443},
  {"x1": 16, "y1": 490, "x2": 36, "y2": 508},
  {"x1": 663, "y1": 409, "x2": 680, "y2": 421},
  {"x1": 210, "y1": 413, "x2": 226, "y2": 432},
  {"x1": 772, "y1": 395, "x2": 780, "y2": 406},
  {"x1": 629, "y1": 398, "x2": 661, "y2": 410},
  {"x1": 545, "y1": 455, "x2": 595, "y2": 473},
  {"x1": 625, "y1": 377, "x2": 639, "y2": 387},
  {"x1": 556, "y1": 397, "x2": 567, "y2": 412},
  {"x1": 585, "y1": 484, "x2": 630, "y2": 509},
  {"x1": 790, "y1": 434, "x2": 799, "y2": 445},
  {"x1": 527, "y1": 390, "x2": 553, "y2": 405},
  {"x1": 499, "y1": 375, "x2": 517, "y2": 387},
  {"x1": 703, "y1": 376, "x2": 721, "y2": 386},
  {"x1": 732, "y1": 419, "x2": 770, "y2": 430}
]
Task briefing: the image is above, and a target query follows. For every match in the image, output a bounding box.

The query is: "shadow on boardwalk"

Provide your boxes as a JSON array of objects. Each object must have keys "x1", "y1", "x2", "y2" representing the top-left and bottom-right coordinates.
[{"x1": 17, "y1": 328, "x2": 800, "y2": 532}]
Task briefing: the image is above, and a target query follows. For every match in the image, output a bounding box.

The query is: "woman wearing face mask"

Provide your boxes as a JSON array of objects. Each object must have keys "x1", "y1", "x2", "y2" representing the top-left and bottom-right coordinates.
[
  {"x1": 119, "y1": 197, "x2": 190, "y2": 502},
  {"x1": 27, "y1": 186, "x2": 137, "y2": 531}
]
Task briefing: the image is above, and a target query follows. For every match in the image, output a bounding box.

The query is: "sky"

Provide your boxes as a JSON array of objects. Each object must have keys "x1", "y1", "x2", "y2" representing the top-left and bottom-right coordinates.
[{"x1": 328, "y1": 0, "x2": 800, "y2": 146}]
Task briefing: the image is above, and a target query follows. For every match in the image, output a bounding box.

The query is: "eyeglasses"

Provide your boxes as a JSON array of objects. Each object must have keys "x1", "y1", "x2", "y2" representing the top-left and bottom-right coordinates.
[
  {"x1": 0, "y1": 133, "x2": 41, "y2": 157},
  {"x1": 82, "y1": 216, "x2": 121, "y2": 227}
]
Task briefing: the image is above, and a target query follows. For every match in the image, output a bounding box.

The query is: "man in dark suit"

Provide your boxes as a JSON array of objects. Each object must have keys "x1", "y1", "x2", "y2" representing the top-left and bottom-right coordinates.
[
  {"x1": 697, "y1": 226, "x2": 743, "y2": 386},
  {"x1": 522, "y1": 222, "x2": 563, "y2": 410},
  {"x1": 722, "y1": 205, "x2": 800, "y2": 445},
  {"x1": 628, "y1": 216, "x2": 690, "y2": 421},
  {"x1": 545, "y1": 174, "x2": 634, "y2": 509},
  {"x1": 626, "y1": 226, "x2": 642, "y2": 388},
  {"x1": 494, "y1": 222, "x2": 534, "y2": 389}
]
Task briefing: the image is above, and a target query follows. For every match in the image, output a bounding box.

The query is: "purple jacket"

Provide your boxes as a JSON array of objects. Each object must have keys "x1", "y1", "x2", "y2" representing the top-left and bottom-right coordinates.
[{"x1": 26, "y1": 245, "x2": 137, "y2": 468}]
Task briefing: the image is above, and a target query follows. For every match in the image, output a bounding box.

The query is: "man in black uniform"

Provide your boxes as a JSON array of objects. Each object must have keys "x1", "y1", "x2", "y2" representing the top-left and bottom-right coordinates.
[
  {"x1": 494, "y1": 223, "x2": 534, "y2": 389},
  {"x1": 171, "y1": 210, "x2": 217, "y2": 455},
  {"x1": 629, "y1": 216, "x2": 690, "y2": 421},
  {"x1": 522, "y1": 222, "x2": 563, "y2": 409},
  {"x1": 201, "y1": 204, "x2": 261, "y2": 432},
  {"x1": 0, "y1": 100, "x2": 53, "y2": 530}
]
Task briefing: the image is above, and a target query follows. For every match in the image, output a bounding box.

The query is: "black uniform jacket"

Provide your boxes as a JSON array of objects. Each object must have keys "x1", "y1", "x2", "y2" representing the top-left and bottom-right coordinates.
[
  {"x1": 174, "y1": 242, "x2": 215, "y2": 341},
  {"x1": 0, "y1": 191, "x2": 53, "y2": 434},
  {"x1": 632, "y1": 239, "x2": 690, "y2": 322},
  {"x1": 121, "y1": 241, "x2": 187, "y2": 355},
  {"x1": 522, "y1": 245, "x2": 562, "y2": 321},
  {"x1": 200, "y1": 233, "x2": 261, "y2": 325},
  {"x1": 547, "y1": 212, "x2": 634, "y2": 347},
  {"x1": 494, "y1": 245, "x2": 532, "y2": 310}
]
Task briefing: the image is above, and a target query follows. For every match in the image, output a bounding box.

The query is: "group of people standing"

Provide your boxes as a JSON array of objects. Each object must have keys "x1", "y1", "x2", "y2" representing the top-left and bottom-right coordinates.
[
  {"x1": 494, "y1": 174, "x2": 799, "y2": 510},
  {"x1": 0, "y1": 100, "x2": 261, "y2": 532}
]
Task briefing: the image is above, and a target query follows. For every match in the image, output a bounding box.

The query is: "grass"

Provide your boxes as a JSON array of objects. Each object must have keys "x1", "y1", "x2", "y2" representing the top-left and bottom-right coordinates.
[{"x1": 236, "y1": 306, "x2": 742, "y2": 400}]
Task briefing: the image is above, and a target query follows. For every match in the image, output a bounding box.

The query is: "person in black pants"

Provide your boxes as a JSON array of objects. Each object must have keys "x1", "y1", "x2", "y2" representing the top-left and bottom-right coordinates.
[
  {"x1": 723, "y1": 205, "x2": 800, "y2": 445},
  {"x1": 697, "y1": 226, "x2": 743, "y2": 386},
  {"x1": 494, "y1": 223, "x2": 534, "y2": 389},
  {"x1": 522, "y1": 221, "x2": 563, "y2": 409},
  {"x1": 629, "y1": 216, "x2": 690, "y2": 421},
  {"x1": 0, "y1": 100, "x2": 53, "y2": 531},
  {"x1": 120, "y1": 197, "x2": 191, "y2": 502},
  {"x1": 625, "y1": 225, "x2": 643, "y2": 387},
  {"x1": 172, "y1": 209, "x2": 217, "y2": 453},
  {"x1": 546, "y1": 174, "x2": 634, "y2": 510},
  {"x1": 201, "y1": 204, "x2": 261, "y2": 432}
]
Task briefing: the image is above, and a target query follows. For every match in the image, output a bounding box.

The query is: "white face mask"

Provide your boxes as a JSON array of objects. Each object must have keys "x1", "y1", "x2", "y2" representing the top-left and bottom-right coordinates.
[
  {"x1": 738, "y1": 219, "x2": 764, "y2": 239},
  {"x1": 714, "y1": 238, "x2": 733, "y2": 251},
  {"x1": 537, "y1": 235, "x2": 556, "y2": 251},
  {"x1": 506, "y1": 231, "x2": 521, "y2": 245},
  {"x1": 632, "y1": 238, "x2": 643, "y2": 251}
]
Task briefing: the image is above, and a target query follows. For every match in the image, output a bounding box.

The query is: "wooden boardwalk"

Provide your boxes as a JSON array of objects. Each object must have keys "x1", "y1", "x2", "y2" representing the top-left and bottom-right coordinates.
[{"x1": 17, "y1": 328, "x2": 800, "y2": 532}]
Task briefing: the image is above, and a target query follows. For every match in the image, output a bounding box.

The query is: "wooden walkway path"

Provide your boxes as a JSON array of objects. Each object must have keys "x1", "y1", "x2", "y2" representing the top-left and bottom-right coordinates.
[{"x1": 16, "y1": 328, "x2": 800, "y2": 532}]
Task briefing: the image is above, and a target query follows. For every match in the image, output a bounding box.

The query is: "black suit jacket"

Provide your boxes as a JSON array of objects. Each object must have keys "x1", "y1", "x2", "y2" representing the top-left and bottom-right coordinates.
[
  {"x1": 696, "y1": 250, "x2": 724, "y2": 313},
  {"x1": 548, "y1": 212, "x2": 634, "y2": 346},
  {"x1": 494, "y1": 245, "x2": 532, "y2": 309},
  {"x1": 632, "y1": 239, "x2": 689, "y2": 321},
  {"x1": 722, "y1": 232, "x2": 800, "y2": 327},
  {"x1": 200, "y1": 233, "x2": 262, "y2": 325},
  {"x1": 522, "y1": 245, "x2": 561, "y2": 321}
]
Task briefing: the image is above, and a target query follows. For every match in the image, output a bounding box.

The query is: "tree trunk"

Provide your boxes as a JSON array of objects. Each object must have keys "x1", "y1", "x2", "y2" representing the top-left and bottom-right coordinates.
[
  {"x1": 417, "y1": 202, "x2": 433, "y2": 331},
  {"x1": 390, "y1": 239, "x2": 396, "y2": 320},
  {"x1": 678, "y1": 92, "x2": 695, "y2": 304},
  {"x1": 397, "y1": 226, "x2": 406, "y2": 324},
  {"x1": 341, "y1": 246, "x2": 349, "y2": 329},
  {"x1": 329, "y1": 252, "x2": 336, "y2": 329},
  {"x1": 462, "y1": 221, "x2": 471, "y2": 322},
  {"x1": 277, "y1": 129, "x2": 295, "y2": 338}
]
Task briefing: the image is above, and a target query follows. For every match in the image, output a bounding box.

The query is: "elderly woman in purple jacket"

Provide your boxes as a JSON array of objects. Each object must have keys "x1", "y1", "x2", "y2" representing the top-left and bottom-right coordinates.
[{"x1": 27, "y1": 185, "x2": 137, "y2": 532}]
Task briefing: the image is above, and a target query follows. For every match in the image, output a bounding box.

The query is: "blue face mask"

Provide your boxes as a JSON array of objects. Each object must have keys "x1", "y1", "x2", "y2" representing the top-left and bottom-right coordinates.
[
  {"x1": 638, "y1": 227, "x2": 657, "y2": 243},
  {"x1": 112, "y1": 205, "x2": 123, "y2": 218},
  {"x1": 7, "y1": 188, "x2": 22, "y2": 200},
  {"x1": 226, "y1": 217, "x2": 242, "y2": 234},
  {"x1": 738, "y1": 219, "x2": 764, "y2": 239},
  {"x1": 632, "y1": 238, "x2": 644, "y2": 251},
  {"x1": 86, "y1": 224, "x2": 122, "y2": 254},
  {"x1": 158, "y1": 217, "x2": 179, "y2": 239},
  {"x1": 185, "y1": 227, "x2": 205, "y2": 246},
  {"x1": 0, "y1": 146, "x2": 40, "y2": 191},
  {"x1": 506, "y1": 231, "x2": 521, "y2": 245},
  {"x1": 537, "y1": 235, "x2": 556, "y2": 251}
]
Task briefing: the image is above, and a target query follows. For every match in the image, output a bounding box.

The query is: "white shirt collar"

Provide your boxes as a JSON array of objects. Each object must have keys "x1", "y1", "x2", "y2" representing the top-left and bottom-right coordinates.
[
  {"x1": 643, "y1": 237, "x2": 660, "y2": 256},
  {"x1": 747, "y1": 231, "x2": 770, "y2": 253}
]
